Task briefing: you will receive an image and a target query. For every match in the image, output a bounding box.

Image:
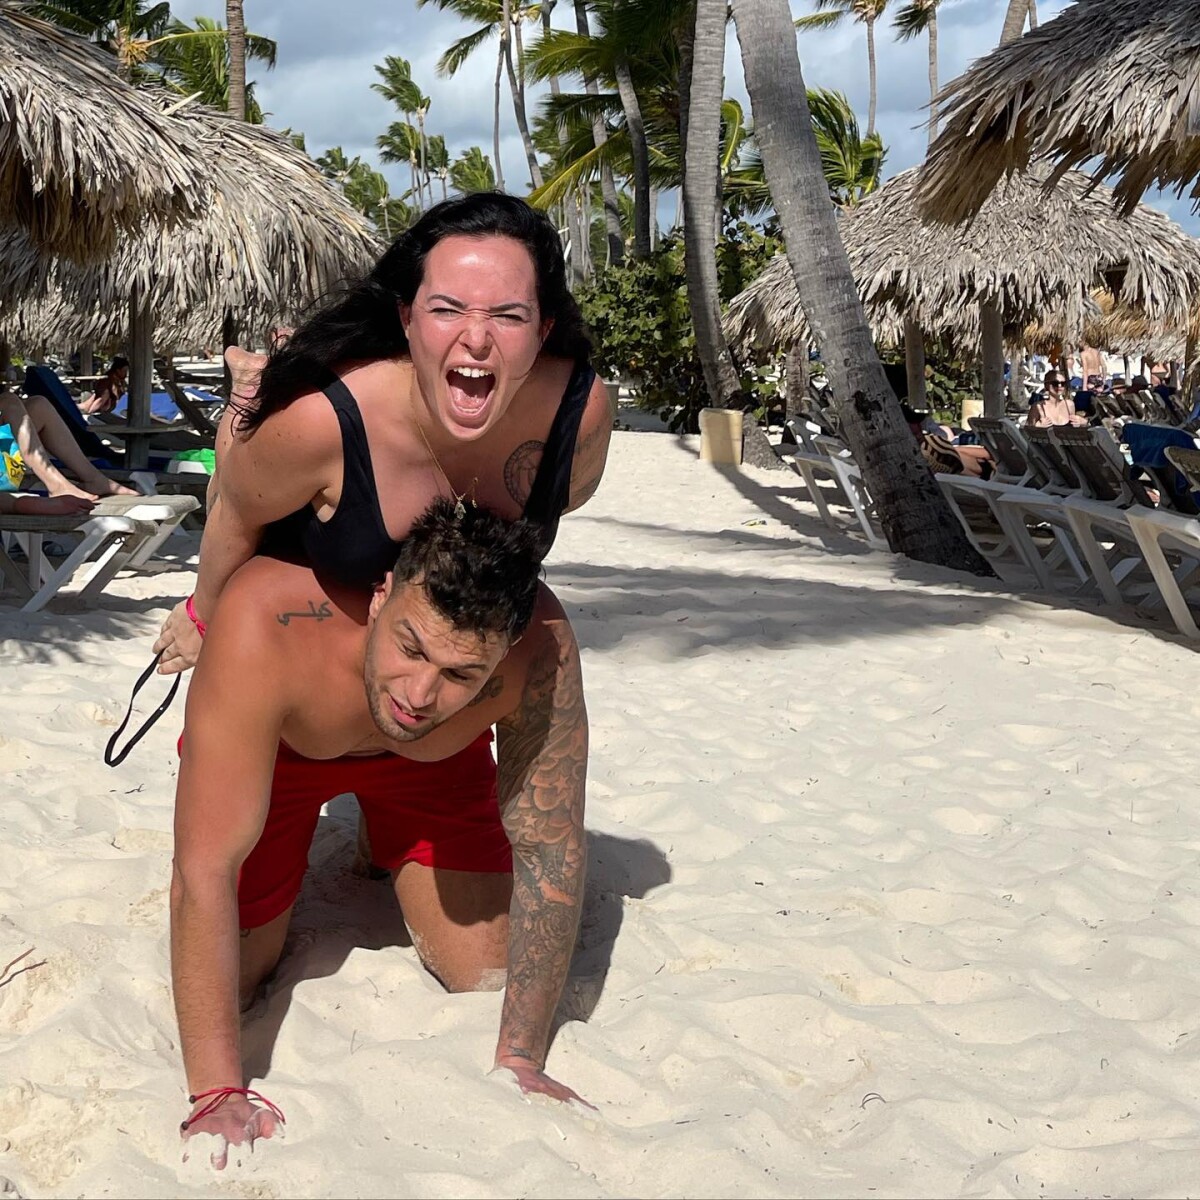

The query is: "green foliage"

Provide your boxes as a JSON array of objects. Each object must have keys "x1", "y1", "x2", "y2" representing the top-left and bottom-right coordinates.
[
  {"x1": 879, "y1": 341, "x2": 981, "y2": 422},
  {"x1": 155, "y1": 15, "x2": 277, "y2": 123},
  {"x1": 449, "y1": 146, "x2": 497, "y2": 194},
  {"x1": 578, "y1": 223, "x2": 783, "y2": 431}
]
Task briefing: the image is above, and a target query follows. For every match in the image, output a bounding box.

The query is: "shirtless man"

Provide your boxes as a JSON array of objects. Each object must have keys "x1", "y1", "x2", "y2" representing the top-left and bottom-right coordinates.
[{"x1": 172, "y1": 499, "x2": 588, "y2": 1167}]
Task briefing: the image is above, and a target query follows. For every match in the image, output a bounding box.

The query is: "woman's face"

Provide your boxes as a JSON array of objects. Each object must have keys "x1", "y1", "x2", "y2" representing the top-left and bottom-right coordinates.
[{"x1": 401, "y1": 234, "x2": 552, "y2": 441}]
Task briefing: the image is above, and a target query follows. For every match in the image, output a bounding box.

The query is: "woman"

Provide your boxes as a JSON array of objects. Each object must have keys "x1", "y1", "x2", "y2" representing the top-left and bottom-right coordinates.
[
  {"x1": 80, "y1": 356, "x2": 129, "y2": 416},
  {"x1": 0, "y1": 389, "x2": 137, "y2": 501},
  {"x1": 154, "y1": 193, "x2": 612, "y2": 673},
  {"x1": 1025, "y1": 372, "x2": 1088, "y2": 429}
]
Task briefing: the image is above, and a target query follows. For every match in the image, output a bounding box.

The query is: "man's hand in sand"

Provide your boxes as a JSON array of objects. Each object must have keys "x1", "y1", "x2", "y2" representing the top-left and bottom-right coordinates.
[
  {"x1": 494, "y1": 1057, "x2": 595, "y2": 1109},
  {"x1": 182, "y1": 1094, "x2": 281, "y2": 1170}
]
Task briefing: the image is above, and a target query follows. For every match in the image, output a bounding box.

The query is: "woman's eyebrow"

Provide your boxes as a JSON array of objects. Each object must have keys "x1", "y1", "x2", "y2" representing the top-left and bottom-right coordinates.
[{"x1": 426, "y1": 293, "x2": 533, "y2": 315}]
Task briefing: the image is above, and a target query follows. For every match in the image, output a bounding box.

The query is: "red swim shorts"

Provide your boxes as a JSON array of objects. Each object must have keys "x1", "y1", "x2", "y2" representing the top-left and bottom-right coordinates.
[{"x1": 237, "y1": 730, "x2": 511, "y2": 928}]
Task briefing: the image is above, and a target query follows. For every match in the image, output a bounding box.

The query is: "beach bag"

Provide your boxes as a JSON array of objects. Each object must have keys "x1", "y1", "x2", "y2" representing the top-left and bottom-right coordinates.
[{"x1": 0, "y1": 423, "x2": 26, "y2": 491}]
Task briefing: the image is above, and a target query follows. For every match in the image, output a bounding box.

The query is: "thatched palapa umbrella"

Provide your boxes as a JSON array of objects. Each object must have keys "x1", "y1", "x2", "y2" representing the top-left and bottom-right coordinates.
[
  {"x1": 0, "y1": 4, "x2": 202, "y2": 260},
  {"x1": 724, "y1": 166, "x2": 1200, "y2": 414},
  {"x1": 5, "y1": 92, "x2": 382, "y2": 463},
  {"x1": 915, "y1": 0, "x2": 1200, "y2": 224}
]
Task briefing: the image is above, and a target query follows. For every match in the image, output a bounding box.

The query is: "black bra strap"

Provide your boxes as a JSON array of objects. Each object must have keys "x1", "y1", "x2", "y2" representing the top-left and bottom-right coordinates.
[{"x1": 105, "y1": 651, "x2": 181, "y2": 767}]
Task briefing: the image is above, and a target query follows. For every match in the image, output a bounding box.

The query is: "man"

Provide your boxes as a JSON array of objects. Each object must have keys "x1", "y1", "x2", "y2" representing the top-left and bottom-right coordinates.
[
  {"x1": 172, "y1": 499, "x2": 589, "y2": 1167},
  {"x1": 1025, "y1": 371, "x2": 1087, "y2": 428}
]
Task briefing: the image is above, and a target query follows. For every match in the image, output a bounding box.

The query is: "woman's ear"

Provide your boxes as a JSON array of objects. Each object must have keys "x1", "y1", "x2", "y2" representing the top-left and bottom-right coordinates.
[
  {"x1": 539, "y1": 316, "x2": 555, "y2": 347},
  {"x1": 398, "y1": 302, "x2": 411, "y2": 336}
]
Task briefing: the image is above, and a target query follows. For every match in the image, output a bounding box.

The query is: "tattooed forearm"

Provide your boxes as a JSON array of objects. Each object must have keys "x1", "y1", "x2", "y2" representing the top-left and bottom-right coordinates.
[
  {"x1": 467, "y1": 675, "x2": 504, "y2": 707},
  {"x1": 495, "y1": 620, "x2": 588, "y2": 1067}
]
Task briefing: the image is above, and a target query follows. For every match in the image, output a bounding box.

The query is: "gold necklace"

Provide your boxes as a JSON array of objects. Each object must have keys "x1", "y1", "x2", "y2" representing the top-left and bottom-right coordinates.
[{"x1": 416, "y1": 417, "x2": 477, "y2": 520}]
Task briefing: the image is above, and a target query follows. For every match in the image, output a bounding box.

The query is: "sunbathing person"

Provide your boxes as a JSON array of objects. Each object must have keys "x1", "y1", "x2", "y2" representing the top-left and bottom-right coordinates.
[
  {"x1": 154, "y1": 192, "x2": 614, "y2": 676},
  {"x1": 172, "y1": 499, "x2": 588, "y2": 1168},
  {"x1": 79, "y1": 356, "x2": 128, "y2": 416},
  {"x1": 1025, "y1": 372, "x2": 1088, "y2": 429},
  {"x1": 0, "y1": 390, "x2": 136, "y2": 500}
]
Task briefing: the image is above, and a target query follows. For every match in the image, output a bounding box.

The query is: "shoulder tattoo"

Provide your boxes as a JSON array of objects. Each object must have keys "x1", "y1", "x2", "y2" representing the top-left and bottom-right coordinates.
[{"x1": 504, "y1": 440, "x2": 544, "y2": 506}]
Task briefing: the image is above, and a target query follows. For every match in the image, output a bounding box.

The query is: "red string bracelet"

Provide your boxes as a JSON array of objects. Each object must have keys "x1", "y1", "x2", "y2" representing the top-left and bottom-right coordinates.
[
  {"x1": 180, "y1": 1087, "x2": 285, "y2": 1132},
  {"x1": 185, "y1": 595, "x2": 207, "y2": 639}
]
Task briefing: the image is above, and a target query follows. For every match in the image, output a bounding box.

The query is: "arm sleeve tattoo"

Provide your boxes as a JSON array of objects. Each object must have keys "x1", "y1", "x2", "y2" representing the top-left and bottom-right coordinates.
[{"x1": 495, "y1": 623, "x2": 588, "y2": 1068}]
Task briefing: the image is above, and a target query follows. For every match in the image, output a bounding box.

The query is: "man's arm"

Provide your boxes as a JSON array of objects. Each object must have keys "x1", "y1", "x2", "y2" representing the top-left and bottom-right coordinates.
[
  {"x1": 170, "y1": 580, "x2": 284, "y2": 1108},
  {"x1": 494, "y1": 608, "x2": 589, "y2": 1097}
]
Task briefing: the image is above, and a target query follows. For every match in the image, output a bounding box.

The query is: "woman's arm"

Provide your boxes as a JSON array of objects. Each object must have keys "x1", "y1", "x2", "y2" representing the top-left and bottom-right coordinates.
[
  {"x1": 154, "y1": 393, "x2": 339, "y2": 675},
  {"x1": 564, "y1": 376, "x2": 616, "y2": 513}
]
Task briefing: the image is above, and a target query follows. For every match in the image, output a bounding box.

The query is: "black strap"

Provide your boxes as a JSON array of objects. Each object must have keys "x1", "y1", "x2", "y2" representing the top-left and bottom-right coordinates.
[{"x1": 104, "y1": 651, "x2": 181, "y2": 767}]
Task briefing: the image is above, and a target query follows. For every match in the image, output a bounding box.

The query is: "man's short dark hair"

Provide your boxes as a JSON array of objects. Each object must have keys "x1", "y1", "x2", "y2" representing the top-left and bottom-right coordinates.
[
  {"x1": 389, "y1": 498, "x2": 543, "y2": 641},
  {"x1": 109, "y1": 356, "x2": 128, "y2": 372}
]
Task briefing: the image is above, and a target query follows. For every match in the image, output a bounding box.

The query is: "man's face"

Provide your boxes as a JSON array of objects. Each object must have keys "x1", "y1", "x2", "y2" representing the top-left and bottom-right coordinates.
[{"x1": 363, "y1": 576, "x2": 510, "y2": 742}]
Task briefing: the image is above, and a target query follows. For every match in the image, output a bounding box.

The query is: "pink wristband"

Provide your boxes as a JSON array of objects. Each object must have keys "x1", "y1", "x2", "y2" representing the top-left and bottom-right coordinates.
[{"x1": 185, "y1": 595, "x2": 207, "y2": 638}]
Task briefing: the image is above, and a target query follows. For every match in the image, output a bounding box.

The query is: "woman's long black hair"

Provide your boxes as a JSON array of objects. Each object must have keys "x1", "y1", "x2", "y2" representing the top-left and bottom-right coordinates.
[{"x1": 240, "y1": 192, "x2": 592, "y2": 431}]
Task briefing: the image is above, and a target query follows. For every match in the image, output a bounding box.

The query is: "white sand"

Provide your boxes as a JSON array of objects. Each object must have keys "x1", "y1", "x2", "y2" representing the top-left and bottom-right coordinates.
[{"x1": 2, "y1": 430, "x2": 1198, "y2": 1199}]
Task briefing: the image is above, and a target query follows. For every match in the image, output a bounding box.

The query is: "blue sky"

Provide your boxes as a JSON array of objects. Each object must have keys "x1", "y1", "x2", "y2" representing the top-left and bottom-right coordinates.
[{"x1": 181, "y1": 0, "x2": 1199, "y2": 236}]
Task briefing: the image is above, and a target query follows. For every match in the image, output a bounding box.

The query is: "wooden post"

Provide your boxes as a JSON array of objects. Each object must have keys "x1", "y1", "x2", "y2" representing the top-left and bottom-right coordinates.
[
  {"x1": 78, "y1": 342, "x2": 94, "y2": 377},
  {"x1": 903, "y1": 315, "x2": 927, "y2": 408},
  {"x1": 980, "y1": 297, "x2": 1006, "y2": 418},
  {"x1": 127, "y1": 283, "x2": 155, "y2": 470}
]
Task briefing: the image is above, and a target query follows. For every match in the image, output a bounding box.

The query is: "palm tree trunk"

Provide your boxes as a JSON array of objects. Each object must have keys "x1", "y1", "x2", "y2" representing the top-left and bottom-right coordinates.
[
  {"x1": 904, "y1": 316, "x2": 927, "y2": 407},
  {"x1": 543, "y1": 3, "x2": 585, "y2": 287},
  {"x1": 226, "y1": 0, "x2": 246, "y2": 121},
  {"x1": 730, "y1": 0, "x2": 991, "y2": 573},
  {"x1": 574, "y1": 0, "x2": 623, "y2": 266},
  {"x1": 999, "y1": 0, "x2": 1030, "y2": 45},
  {"x1": 980, "y1": 298, "x2": 1005, "y2": 417},
  {"x1": 493, "y1": 43, "x2": 507, "y2": 192},
  {"x1": 502, "y1": 6, "x2": 544, "y2": 189},
  {"x1": 683, "y1": 0, "x2": 742, "y2": 411},
  {"x1": 926, "y1": 6, "x2": 939, "y2": 146},
  {"x1": 1028, "y1": 0, "x2": 1038, "y2": 28},
  {"x1": 418, "y1": 109, "x2": 430, "y2": 208},
  {"x1": 865, "y1": 15, "x2": 878, "y2": 137},
  {"x1": 785, "y1": 342, "x2": 809, "y2": 421},
  {"x1": 614, "y1": 55, "x2": 652, "y2": 258}
]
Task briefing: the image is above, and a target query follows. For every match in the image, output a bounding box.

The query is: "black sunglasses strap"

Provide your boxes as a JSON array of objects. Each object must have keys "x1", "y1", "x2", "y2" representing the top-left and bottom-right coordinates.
[{"x1": 105, "y1": 651, "x2": 181, "y2": 768}]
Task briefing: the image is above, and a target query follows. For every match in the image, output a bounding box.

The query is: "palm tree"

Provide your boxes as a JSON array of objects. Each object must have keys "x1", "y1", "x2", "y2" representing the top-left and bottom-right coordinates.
[
  {"x1": 892, "y1": 1, "x2": 940, "y2": 145},
  {"x1": 417, "y1": 0, "x2": 544, "y2": 190},
  {"x1": 999, "y1": 0, "x2": 1033, "y2": 44},
  {"x1": 450, "y1": 146, "x2": 498, "y2": 194},
  {"x1": 807, "y1": 88, "x2": 884, "y2": 205},
  {"x1": 377, "y1": 122, "x2": 425, "y2": 208},
  {"x1": 732, "y1": 0, "x2": 989, "y2": 573},
  {"x1": 683, "y1": 0, "x2": 743, "y2": 411},
  {"x1": 226, "y1": 0, "x2": 245, "y2": 120},
  {"x1": 155, "y1": 16, "x2": 277, "y2": 122},
  {"x1": 372, "y1": 57, "x2": 433, "y2": 206},
  {"x1": 29, "y1": 0, "x2": 171, "y2": 74},
  {"x1": 426, "y1": 135, "x2": 451, "y2": 202},
  {"x1": 794, "y1": 0, "x2": 889, "y2": 136}
]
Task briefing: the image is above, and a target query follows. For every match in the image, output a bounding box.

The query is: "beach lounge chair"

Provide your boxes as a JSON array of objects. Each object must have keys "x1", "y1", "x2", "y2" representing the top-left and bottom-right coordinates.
[
  {"x1": 967, "y1": 417, "x2": 1038, "y2": 485},
  {"x1": 1165, "y1": 446, "x2": 1200, "y2": 503},
  {"x1": 1021, "y1": 426, "x2": 1080, "y2": 494},
  {"x1": 23, "y1": 364, "x2": 114, "y2": 461},
  {"x1": 810, "y1": 436, "x2": 888, "y2": 550},
  {"x1": 1043, "y1": 426, "x2": 1162, "y2": 609},
  {"x1": 1123, "y1": 424, "x2": 1200, "y2": 515},
  {"x1": 1123, "y1": 507, "x2": 1200, "y2": 639},
  {"x1": 0, "y1": 493, "x2": 199, "y2": 612}
]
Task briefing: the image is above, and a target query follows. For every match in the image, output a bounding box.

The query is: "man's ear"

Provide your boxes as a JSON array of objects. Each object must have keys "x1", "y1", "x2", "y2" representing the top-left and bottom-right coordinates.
[{"x1": 369, "y1": 572, "x2": 393, "y2": 622}]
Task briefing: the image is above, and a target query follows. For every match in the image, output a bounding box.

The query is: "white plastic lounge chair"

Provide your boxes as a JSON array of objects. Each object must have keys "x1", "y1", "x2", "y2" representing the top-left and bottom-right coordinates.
[
  {"x1": 1123, "y1": 508, "x2": 1200, "y2": 639},
  {"x1": 1, "y1": 494, "x2": 199, "y2": 611},
  {"x1": 810, "y1": 436, "x2": 888, "y2": 550}
]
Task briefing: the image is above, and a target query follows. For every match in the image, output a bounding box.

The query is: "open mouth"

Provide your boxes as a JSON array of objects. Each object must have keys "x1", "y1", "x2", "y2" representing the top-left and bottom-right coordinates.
[
  {"x1": 446, "y1": 367, "x2": 496, "y2": 420},
  {"x1": 388, "y1": 694, "x2": 425, "y2": 729}
]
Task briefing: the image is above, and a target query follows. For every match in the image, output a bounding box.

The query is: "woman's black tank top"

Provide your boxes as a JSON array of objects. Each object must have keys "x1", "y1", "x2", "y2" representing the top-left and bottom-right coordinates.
[{"x1": 260, "y1": 361, "x2": 595, "y2": 588}]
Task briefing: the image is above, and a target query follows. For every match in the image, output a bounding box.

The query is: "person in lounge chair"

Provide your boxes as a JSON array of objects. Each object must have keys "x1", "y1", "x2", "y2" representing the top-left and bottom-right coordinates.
[
  {"x1": 171, "y1": 498, "x2": 589, "y2": 1169},
  {"x1": 0, "y1": 389, "x2": 136, "y2": 501},
  {"x1": 1025, "y1": 372, "x2": 1088, "y2": 429},
  {"x1": 80, "y1": 356, "x2": 129, "y2": 416}
]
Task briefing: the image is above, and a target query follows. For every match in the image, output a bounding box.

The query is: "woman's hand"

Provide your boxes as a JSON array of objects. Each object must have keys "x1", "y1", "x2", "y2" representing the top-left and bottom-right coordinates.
[
  {"x1": 181, "y1": 1094, "x2": 281, "y2": 1170},
  {"x1": 154, "y1": 599, "x2": 204, "y2": 675}
]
